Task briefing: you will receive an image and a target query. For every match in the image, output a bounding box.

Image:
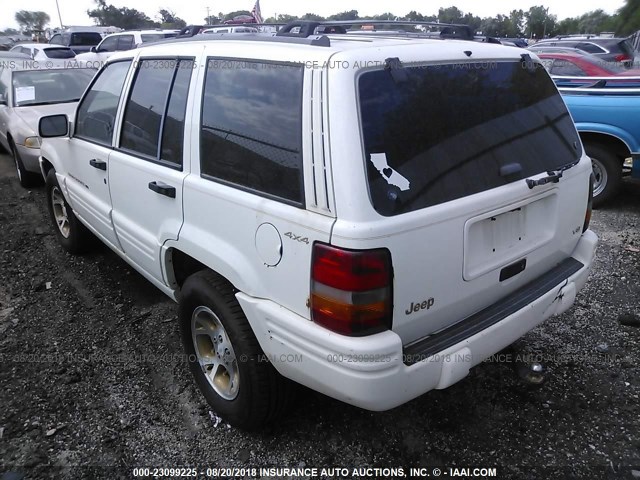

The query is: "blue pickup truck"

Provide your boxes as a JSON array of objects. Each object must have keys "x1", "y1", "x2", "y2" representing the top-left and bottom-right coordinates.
[{"x1": 557, "y1": 79, "x2": 640, "y2": 206}]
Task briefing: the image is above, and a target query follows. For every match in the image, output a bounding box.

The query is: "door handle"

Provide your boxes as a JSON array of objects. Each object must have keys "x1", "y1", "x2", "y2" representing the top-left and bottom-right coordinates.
[
  {"x1": 148, "y1": 181, "x2": 176, "y2": 198},
  {"x1": 89, "y1": 159, "x2": 107, "y2": 171}
]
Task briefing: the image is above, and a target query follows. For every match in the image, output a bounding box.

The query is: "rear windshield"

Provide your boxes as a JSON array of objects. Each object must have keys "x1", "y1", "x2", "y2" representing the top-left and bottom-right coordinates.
[
  {"x1": 70, "y1": 32, "x2": 102, "y2": 46},
  {"x1": 358, "y1": 61, "x2": 581, "y2": 216},
  {"x1": 44, "y1": 48, "x2": 75, "y2": 59}
]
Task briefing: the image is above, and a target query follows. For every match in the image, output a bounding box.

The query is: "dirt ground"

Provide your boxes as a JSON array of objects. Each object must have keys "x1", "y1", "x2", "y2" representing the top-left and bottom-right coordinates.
[{"x1": 0, "y1": 152, "x2": 639, "y2": 480}]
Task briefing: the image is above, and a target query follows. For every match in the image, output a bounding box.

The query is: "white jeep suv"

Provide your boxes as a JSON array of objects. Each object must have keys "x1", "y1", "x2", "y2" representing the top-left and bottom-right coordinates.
[{"x1": 37, "y1": 23, "x2": 598, "y2": 430}]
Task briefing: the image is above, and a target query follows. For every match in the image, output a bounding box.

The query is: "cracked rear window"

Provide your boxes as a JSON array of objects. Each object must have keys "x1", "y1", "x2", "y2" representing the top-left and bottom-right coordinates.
[{"x1": 358, "y1": 61, "x2": 581, "y2": 216}]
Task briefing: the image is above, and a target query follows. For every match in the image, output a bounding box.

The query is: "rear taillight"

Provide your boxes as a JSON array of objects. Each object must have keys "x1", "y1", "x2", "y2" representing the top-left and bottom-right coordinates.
[
  {"x1": 583, "y1": 173, "x2": 594, "y2": 233},
  {"x1": 310, "y1": 243, "x2": 393, "y2": 336},
  {"x1": 615, "y1": 53, "x2": 631, "y2": 63}
]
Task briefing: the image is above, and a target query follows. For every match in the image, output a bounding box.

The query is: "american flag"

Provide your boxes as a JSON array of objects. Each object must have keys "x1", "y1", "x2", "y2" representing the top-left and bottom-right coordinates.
[{"x1": 251, "y1": 0, "x2": 263, "y2": 23}]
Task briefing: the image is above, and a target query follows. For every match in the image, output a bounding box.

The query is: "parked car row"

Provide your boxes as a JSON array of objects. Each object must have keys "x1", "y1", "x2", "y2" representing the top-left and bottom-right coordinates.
[
  {"x1": 533, "y1": 36, "x2": 638, "y2": 67},
  {"x1": 536, "y1": 51, "x2": 640, "y2": 77},
  {"x1": 76, "y1": 29, "x2": 179, "y2": 63}
]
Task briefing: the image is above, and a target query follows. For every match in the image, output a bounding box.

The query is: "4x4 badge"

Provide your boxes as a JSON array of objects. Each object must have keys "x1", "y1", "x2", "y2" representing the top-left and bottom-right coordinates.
[{"x1": 284, "y1": 232, "x2": 309, "y2": 245}]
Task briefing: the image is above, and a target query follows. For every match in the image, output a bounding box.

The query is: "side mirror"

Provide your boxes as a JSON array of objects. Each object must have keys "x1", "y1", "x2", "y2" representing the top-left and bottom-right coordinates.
[
  {"x1": 90, "y1": 46, "x2": 97, "y2": 53},
  {"x1": 39, "y1": 114, "x2": 69, "y2": 138}
]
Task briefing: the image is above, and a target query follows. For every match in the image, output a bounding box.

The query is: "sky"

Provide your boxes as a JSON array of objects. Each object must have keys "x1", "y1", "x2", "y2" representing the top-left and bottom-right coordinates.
[{"x1": 1, "y1": 0, "x2": 628, "y2": 30}]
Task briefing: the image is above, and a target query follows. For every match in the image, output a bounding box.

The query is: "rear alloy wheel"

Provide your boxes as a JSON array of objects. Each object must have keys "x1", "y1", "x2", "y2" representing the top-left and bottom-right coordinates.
[
  {"x1": 45, "y1": 169, "x2": 92, "y2": 254},
  {"x1": 179, "y1": 270, "x2": 295, "y2": 430},
  {"x1": 585, "y1": 143, "x2": 622, "y2": 208},
  {"x1": 10, "y1": 139, "x2": 42, "y2": 188}
]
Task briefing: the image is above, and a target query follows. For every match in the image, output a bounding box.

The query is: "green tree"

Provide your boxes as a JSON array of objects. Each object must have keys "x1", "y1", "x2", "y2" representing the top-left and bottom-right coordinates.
[
  {"x1": 481, "y1": 15, "x2": 510, "y2": 37},
  {"x1": 508, "y1": 10, "x2": 525, "y2": 37},
  {"x1": 300, "y1": 13, "x2": 325, "y2": 21},
  {"x1": 577, "y1": 9, "x2": 614, "y2": 34},
  {"x1": 462, "y1": 12, "x2": 482, "y2": 33},
  {"x1": 617, "y1": 0, "x2": 640, "y2": 35},
  {"x1": 158, "y1": 9, "x2": 186, "y2": 29},
  {"x1": 14, "y1": 10, "x2": 50, "y2": 33},
  {"x1": 328, "y1": 10, "x2": 359, "y2": 21},
  {"x1": 405, "y1": 11, "x2": 425, "y2": 22},
  {"x1": 438, "y1": 6, "x2": 464, "y2": 24},
  {"x1": 555, "y1": 17, "x2": 579, "y2": 35},
  {"x1": 88, "y1": 0, "x2": 158, "y2": 28},
  {"x1": 223, "y1": 10, "x2": 252, "y2": 21},
  {"x1": 369, "y1": 12, "x2": 397, "y2": 20},
  {"x1": 525, "y1": 6, "x2": 556, "y2": 39},
  {"x1": 264, "y1": 14, "x2": 296, "y2": 23}
]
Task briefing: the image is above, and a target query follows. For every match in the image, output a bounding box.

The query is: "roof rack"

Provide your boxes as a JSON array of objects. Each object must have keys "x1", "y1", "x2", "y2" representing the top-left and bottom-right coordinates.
[
  {"x1": 276, "y1": 20, "x2": 474, "y2": 41},
  {"x1": 142, "y1": 32, "x2": 332, "y2": 48},
  {"x1": 144, "y1": 19, "x2": 477, "y2": 49}
]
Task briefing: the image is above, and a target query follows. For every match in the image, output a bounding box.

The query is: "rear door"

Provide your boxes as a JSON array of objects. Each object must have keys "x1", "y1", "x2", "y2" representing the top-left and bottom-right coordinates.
[
  {"x1": 335, "y1": 58, "x2": 589, "y2": 344},
  {"x1": 108, "y1": 57, "x2": 195, "y2": 284}
]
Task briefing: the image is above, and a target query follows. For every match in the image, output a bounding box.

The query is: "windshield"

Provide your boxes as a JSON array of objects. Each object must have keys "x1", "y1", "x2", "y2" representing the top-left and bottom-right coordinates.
[
  {"x1": 359, "y1": 61, "x2": 582, "y2": 215},
  {"x1": 70, "y1": 32, "x2": 102, "y2": 46},
  {"x1": 12, "y1": 68, "x2": 95, "y2": 107}
]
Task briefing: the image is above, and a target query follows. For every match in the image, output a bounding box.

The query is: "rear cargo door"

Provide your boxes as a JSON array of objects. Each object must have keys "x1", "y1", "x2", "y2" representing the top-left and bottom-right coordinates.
[{"x1": 353, "y1": 60, "x2": 589, "y2": 344}]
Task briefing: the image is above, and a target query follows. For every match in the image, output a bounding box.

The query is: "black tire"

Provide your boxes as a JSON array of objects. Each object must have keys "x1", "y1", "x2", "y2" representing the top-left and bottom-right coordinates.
[
  {"x1": 179, "y1": 270, "x2": 295, "y2": 430},
  {"x1": 45, "y1": 169, "x2": 92, "y2": 254},
  {"x1": 584, "y1": 142, "x2": 622, "y2": 208},
  {"x1": 10, "y1": 139, "x2": 43, "y2": 188}
]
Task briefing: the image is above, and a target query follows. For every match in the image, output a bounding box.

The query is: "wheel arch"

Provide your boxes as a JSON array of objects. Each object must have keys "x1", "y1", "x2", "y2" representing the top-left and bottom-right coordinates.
[
  {"x1": 578, "y1": 131, "x2": 632, "y2": 161},
  {"x1": 40, "y1": 156, "x2": 55, "y2": 179},
  {"x1": 165, "y1": 247, "x2": 238, "y2": 294}
]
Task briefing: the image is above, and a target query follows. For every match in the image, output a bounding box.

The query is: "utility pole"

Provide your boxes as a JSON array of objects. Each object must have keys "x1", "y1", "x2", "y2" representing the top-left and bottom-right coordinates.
[
  {"x1": 206, "y1": 6, "x2": 211, "y2": 25},
  {"x1": 55, "y1": 0, "x2": 63, "y2": 28}
]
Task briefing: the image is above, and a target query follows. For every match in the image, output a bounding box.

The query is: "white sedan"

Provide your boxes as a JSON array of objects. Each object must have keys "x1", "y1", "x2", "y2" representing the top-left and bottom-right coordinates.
[
  {"x1": 10, "y1": 43, "x2": 76, "y2": 60},
  {"x1": 0, "y1": 61, "x2": 95, "y2": 187}
]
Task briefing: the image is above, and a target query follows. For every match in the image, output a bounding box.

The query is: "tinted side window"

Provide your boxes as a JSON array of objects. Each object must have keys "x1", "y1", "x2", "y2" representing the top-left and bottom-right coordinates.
[
  {"x1": 120, "y1": 59, "x2": 193, "y2": 166},
  {"x1": 71, "y1": 33, "x2": 102, "y2": 46},
  {"x1": 200, "y1": 60, "x2": 304, "y2": 204},
  {"x1": 117, "y1": 35, "x2": 134, "y2": 51},
  {"x1": 50, "y1": 34, "x2": 62, "y2": 45},
  {"x1": 551, "y1": 60, "x2": 585, "y2": 76},
  {"x1": 98, "y1": 36, "x2": 118, "y2": 52},
  {"x1": 577, "y1": 42, "x2": 605, "y2": 54},
  {"x1": 161, "y1": 61, "x2": 193, "y2": 165},
  {"x1": 75, "y1": 61, "x2": 131, "y2": 145},
  {"x1": 120, "y1": 60, "x2": 175, "y2": 158}
]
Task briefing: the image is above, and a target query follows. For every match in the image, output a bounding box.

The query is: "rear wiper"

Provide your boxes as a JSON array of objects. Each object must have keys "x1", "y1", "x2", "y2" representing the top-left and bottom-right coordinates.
[{"x1": 526, "y1": 160, "x2": 579, "y2": 189}]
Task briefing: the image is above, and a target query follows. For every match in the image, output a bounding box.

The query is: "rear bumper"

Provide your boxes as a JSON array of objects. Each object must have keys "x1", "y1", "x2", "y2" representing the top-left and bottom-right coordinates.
[{"x1": 238, "y1": 230, "x2": 598, "y2": 411}]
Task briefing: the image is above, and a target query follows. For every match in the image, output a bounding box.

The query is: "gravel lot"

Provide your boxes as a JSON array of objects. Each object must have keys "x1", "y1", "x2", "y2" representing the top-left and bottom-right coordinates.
[{"x1": 0, "y1": 152, "x2": 639, "y2": 480}]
